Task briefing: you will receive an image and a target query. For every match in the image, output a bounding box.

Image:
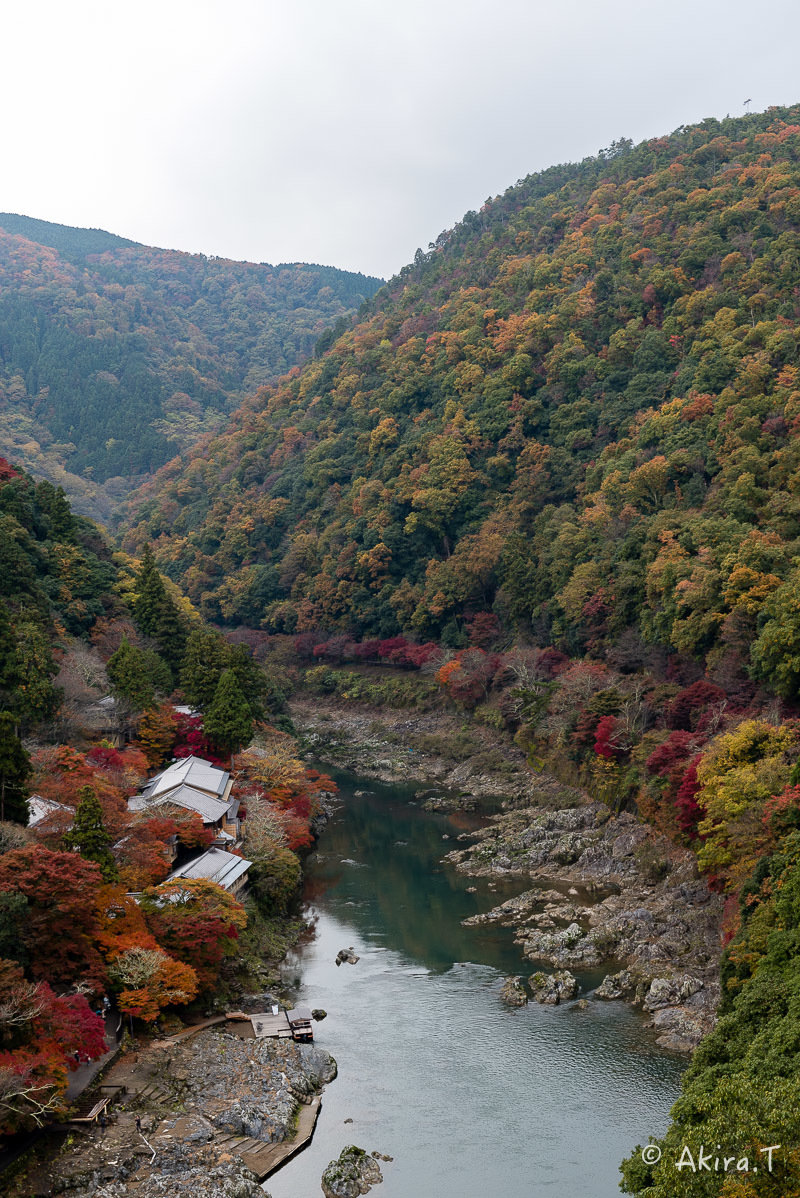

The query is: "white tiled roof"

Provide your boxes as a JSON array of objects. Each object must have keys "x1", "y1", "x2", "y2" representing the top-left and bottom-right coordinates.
[
  {"x1": 167, "y1": 846, "x2": 251, "y2": 891},
  {"x1": 141, "y1": 756, "x2": 229, "y2": 801},
  {"x1": 129, "y1": 783, "x2": 231, "y2": 824},
  {"x1": 28, "y1": 795, "x2": 72, "y2": 828}
]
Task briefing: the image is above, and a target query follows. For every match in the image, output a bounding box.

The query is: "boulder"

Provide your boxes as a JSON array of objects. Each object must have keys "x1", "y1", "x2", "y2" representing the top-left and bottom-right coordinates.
[
  {"x1": 595, "y1": 969, "x2": 637, "y2": 1001},
  {"x1": 500, "y1": 976, "x2": 528, "y2": 1006},
  {"x1": 643, "y1": 975, "x2": 703, "y2": 1011},
  {"x1": 321, "y1": 1145, "x2": 383, "y2": 1197},
  {"x1": 529, "y1": 970, "x2": 578, "y2": 1005}
]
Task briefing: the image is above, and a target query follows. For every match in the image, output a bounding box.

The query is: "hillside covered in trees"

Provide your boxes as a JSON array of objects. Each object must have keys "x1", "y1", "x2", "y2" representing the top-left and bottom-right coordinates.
[
  {"x1": 126, "y1": 104, "x2": 800, "y2": 693},
  {"x1": 122, "y1": 104, "x2": 800, "y2": 1193},
  {"x1": 0, "y1": 214, "x2": 383, "y2": 519},
  {"x1": 0, "y1": 460, "x2": 330, "y2": 1135}
]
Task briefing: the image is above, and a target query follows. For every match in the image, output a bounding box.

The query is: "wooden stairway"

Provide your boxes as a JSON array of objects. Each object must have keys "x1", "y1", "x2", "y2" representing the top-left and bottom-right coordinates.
[{"x1": 213, "y1": 1094, "x2": 322, "y2": 1180}]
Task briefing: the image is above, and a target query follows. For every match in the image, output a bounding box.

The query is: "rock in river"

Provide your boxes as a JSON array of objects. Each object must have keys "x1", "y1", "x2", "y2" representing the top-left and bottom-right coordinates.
[
  {"x1": 321, "y1": 1145, "x2": 384, "y2": 1197},
  {"x1": 500, "y1": 976, "x2": 528, "y2": 1006},
  {"x1": 529, "y1": 970, "x2": 578, "y2": 1005},
  {"x1": 595, "y1": 969, "x2": 638, "y2": 1001}
]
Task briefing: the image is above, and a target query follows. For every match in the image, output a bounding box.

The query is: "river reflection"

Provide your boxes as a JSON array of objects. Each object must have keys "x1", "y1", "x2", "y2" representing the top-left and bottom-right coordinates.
[{"x1": 266, "y1": 770, "x2": 683, "y2": 1198}]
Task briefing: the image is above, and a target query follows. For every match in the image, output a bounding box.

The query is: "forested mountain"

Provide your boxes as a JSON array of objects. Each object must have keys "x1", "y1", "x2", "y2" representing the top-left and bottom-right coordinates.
[
  {"x1": 119, "y1": 103, "x2": 800, "y2": 1194},
  {"x1": 0, "y1": 459, "x2": 328, "y2": 1134},
  {"x1": 125, "y1": 104, "x2": 800, "y2": 698},
  {"x1": 0, "y1": 214, "x2": 383, "y2": 519},
  {"x1": 121, "y1": 103, "x2": 800, "y2": 1196}
]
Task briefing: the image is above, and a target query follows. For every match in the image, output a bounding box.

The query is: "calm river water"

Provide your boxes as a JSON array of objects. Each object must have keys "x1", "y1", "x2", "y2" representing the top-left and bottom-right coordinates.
[{"x1": 266, "y1": 770, "x2": 684, "y2": 1198}]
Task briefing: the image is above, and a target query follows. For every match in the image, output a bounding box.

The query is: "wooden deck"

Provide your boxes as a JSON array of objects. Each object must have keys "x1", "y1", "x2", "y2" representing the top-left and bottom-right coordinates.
[{"x1": 247, "y1": 1010, "x2": 293, "y2": 1039}]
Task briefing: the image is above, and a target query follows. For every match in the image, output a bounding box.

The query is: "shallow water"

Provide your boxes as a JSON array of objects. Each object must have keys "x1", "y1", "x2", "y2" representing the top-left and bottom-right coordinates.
[{"x1": 266, "y1": 771, "x2": 684, "y2": 1198}]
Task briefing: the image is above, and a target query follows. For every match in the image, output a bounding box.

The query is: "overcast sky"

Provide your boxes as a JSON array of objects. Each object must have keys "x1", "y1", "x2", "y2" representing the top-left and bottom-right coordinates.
[{"x1": 3, "y1": 1, "x2": 800, "y2": 279}]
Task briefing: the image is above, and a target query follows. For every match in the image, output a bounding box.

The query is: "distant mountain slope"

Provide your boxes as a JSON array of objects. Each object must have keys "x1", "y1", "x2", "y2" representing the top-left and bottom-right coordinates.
[
  {"x1": 0, "y1": 216, "x2": 383, "y2": 518},
  {"x1": 124, "y1": 104, "x2": 800, "y2": 697},
  {"x1": 0, "y1": 212, "x2": 141, "y2": 258}
]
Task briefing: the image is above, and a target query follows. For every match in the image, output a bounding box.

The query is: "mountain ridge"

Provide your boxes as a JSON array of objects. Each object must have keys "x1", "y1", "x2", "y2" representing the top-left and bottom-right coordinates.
[
  {"x1": 122, "y1": 102, "x2": 800, "y2": 705},
  {"x1": 0, "y1": 215, "x2": 383, "y2": 519}
]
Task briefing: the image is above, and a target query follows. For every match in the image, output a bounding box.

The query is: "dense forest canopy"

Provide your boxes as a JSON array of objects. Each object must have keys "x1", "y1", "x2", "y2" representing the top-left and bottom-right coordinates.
[
  {"x1": 0, "y1": 216, "x2": 383, "y2": 518},
  {"x1": 0, "y1": 458, "x2": 330, "y2": 1134},
  {"x1": 0, "y1": 212, "x2": 140, "y2": 258},
  {"x1": 123, "y1": 104, "x2": 800, "y2": 708}
]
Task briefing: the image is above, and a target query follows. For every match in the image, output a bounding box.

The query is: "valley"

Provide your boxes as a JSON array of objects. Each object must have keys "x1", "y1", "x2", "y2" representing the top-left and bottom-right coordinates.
[{"x1": 4, "y1": 101, "x2": 800, "y2": 1197}]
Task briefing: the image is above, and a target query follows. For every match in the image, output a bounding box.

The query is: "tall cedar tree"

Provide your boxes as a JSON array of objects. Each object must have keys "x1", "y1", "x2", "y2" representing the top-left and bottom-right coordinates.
[
  {"x1": 63, "y1": 785, "x2": 119, "y2": 883},
  {"x1": 180, "y1": 627, "x2": 231, "y2": 709},
  {"x1": 107, "y1": 638, "x2": 155, "y2": 711},
  {"x1": 229, "y1": 643, "x2": 266, "y2": 722},
  {"x1": 0, "y1": 601, "x2": 22, "y2": 709},
  {"x1": 204, "y1": 669, "x2": 254, "y2": 763},
  {"x1": 181, "y1": 629, "x2": 266, "y2": 720},
  {"x1": 0, "y1": 713, "x2": 32, "y2": 823},
  {"x1": 133, "y1": 545, "x2": 186, "y2": 678},
  {"x1": 34, "y1": 479, "x2": 76, "y2": 542}
]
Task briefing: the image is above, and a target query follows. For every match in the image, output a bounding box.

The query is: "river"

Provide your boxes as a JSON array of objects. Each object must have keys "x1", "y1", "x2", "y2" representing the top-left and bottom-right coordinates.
[{"x1": 266, "y1": 770, "x2": 684, "y2": 1198}]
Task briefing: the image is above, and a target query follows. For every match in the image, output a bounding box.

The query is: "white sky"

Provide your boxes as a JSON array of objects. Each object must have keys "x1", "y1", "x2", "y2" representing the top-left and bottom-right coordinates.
[{"x1": 2, "y1": 0, "x2": 799, "y2": 279}]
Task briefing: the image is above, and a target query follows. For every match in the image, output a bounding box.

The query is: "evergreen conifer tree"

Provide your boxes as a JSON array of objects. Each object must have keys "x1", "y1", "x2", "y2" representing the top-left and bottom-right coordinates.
[
  {"x1": 204, "y1": 669, "x2": 254, "y2": 764},
  {"x1": 133, "y1": 545, "x2": 187, "y2": 679},
  {"x1": 0, "y1": 713, "x2": 32, "y2": 824},
  {"x1": 64, "y1": 786, "x2": 118, "y2": 882},
  {"x1": 34, "y1": 480, "x2": 76, "y2": 542},
  {"x1": 133, "y1": 545, "x2": 168, "y2": 638},
  {"x1": 0, "y1": 602, "x2": 22, "y2": 710},
  {"x1": 107, "y1": 638, "x2": 156, "y2": 711},
  {"x1": 181, "y1": 628, "x2": 231, "y2": 709},
  {"x1": 228, "y1": 643, "x2": 266, "y2": 721}
]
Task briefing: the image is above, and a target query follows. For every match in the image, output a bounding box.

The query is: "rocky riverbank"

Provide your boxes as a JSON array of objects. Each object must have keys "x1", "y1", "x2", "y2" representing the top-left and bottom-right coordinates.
[
  {"x1": 7, "y1": 1025, "x2": 336, "y2": 1198},
  {"x1": 291, "y1": 696, "x2": 724, "y2": 1052},
  {"x1": 292, "y1": 695, "x2": 579, "y2": 802}
]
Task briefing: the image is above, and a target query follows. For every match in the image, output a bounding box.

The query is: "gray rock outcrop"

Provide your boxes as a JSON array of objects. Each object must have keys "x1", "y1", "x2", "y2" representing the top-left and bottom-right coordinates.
[
  {"x1": 321, "y1": 1146, "x2": 383, "y2": 1197},
  {"x1": 529, "y1": 970, "x2": 578, "y2": 1005},
  {"x1": 500, "y1": 976, "x2": 528, "y2": 1006}
]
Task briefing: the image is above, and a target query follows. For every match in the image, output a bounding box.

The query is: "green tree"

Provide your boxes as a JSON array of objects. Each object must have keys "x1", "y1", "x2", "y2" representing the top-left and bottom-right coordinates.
[
  {"x1": 180, "y1": 627, "x2": 231, "y2": 709},
  {"x1": 63, "y1": 786, "x2": 118, "y2": 883},
  {"x1": 228, "y1": 643, "x2": 267, "y2": 721},
  {"x1": 133, "y1": 544, "x2": 167, "y2": 637},
  {"x1": 751, "y1": 573, "x2": 800, "y2": 698},
  {"x1": 0, "y1": 713, "x2": 32, "y2": 824},
  {"x1": 133, "y1": 545, "x2": 187, "y2": 677},
  {"x1": 34, "y1": 479, "x2": 76, "y2": 542},
  {"x1": 12, "y1": 618, "x2": 59, "y2": 726},
  {"x1": 248, "y1": 841, "x2": 301, "y2": 913},
  {"x1": 204, "y1": 669, "x2": 253, "y2": 762},
  {"x1": 0, "y1": 601, "x2": 22, "y2": 709},
  {"x1": 152, "y1": 593, "x2": 187, "y2": 679},
  {"x1": 0, "y1": 891, "x2": 29, "y2": 965},
  {"x1": 107, "y1": 637, "x2": 155, "y2": 710}
]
